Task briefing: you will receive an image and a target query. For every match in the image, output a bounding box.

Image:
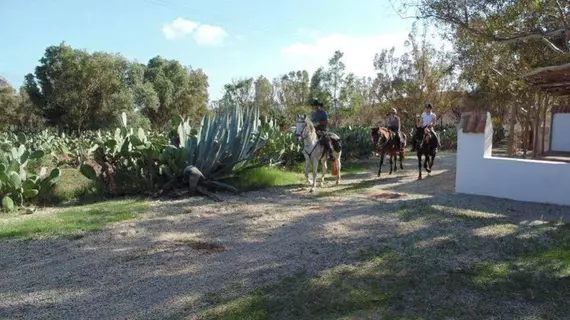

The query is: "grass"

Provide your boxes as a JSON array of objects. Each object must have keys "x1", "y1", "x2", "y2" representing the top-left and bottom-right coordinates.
[
  {"x1": 48, "y1": 168, "x2": 102, "y2": 204},
  {"x1": 229, "y1": 167, "x2": 304, "y2": 192},
  {"x1": 201, "y1": 204, "x2": 570, "y2": 320},
  {"x1": 0, "y1": 199, "x2": 149, "y2": 240}
]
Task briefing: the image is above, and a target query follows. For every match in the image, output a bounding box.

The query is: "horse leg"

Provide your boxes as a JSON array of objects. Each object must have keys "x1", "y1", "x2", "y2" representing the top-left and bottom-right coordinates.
[
  {"x1": 389, "y1": 154, "x2": 394, "y2": 175},
  {"x1": 304, "y1": 158, "x2": 311, "y2": 184},
  {"x1": 335, "y1": 151, "x2": 342, "y2": 185},
  {"x1": 417, "y1": 152, "x2": 422, "y2": 180},
  {"x1": 399, "y1": 150, "x2": 405, "y2": 170},
  {"x1": 310, "y1": 158, "x2": 318, "y2": 192},
  {"x1": 320, "y1": 158, "x2": 327, "y2": 187},
  {"x1": 428, "y1": 151, "x2": 436, "y2": 173},
  {"x1": 378, "y1": 152, "x2": 385, "y2": 177}
]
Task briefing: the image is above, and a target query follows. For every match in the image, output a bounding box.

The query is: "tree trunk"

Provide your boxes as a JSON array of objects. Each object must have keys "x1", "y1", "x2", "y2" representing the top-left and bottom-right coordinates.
[{"x1": 507, "y1": 102, "x2": 516, "y2": 156}]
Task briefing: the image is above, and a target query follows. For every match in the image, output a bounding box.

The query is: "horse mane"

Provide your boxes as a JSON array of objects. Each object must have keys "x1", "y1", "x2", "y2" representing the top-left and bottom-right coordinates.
[{"x1": 304, "y1": 117, "x2": 317, "y2": 140}]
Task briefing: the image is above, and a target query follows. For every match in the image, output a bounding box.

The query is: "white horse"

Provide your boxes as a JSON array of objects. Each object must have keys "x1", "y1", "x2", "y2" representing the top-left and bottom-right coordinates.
[{"x1": 295, "y1": 116, "x2": 342, "y2": 192}]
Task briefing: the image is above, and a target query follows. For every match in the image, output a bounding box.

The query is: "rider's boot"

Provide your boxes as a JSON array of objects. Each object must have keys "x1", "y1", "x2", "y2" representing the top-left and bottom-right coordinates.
[{"x1": 328, "y1": 139, "x2": 335, "y2": 161}]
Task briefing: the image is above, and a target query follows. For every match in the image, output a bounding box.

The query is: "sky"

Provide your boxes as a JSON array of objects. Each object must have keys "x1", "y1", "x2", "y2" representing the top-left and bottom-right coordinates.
[{"x1": 0, "y1": 0, "x2": 448, "y2": 100}]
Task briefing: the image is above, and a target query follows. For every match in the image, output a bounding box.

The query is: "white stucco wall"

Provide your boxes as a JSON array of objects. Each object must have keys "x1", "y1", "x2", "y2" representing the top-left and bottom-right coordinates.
[
  {"x1": 456, "y1": 112, "x2": 570, "y2": 206},
  {"x1": 551, "y1": 113, "x2": 570, "y2": 152}
]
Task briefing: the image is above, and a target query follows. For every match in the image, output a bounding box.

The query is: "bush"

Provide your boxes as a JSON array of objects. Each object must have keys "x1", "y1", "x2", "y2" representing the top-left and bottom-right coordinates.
[{"x1": 333, "y1": 126, "x2": 374, "y2": 161}]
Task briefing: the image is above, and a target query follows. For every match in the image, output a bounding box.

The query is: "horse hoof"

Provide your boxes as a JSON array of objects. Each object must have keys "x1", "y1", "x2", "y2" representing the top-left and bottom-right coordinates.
[
  {"x1": 310, "y1": 188, "x2": 315, "y2": 193},
  {"x1": 418, "y1": 176, "x2": 422, "y2": 180}
]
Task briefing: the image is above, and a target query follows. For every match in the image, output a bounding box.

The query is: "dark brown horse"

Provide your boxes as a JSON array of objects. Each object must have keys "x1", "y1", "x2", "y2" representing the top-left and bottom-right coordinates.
[
  {"x1": 412, "y1": 126, "x2": 437, "y2": 180},
  {"x1": 371, "y1": 127, "x2": 406, "y2": 177}
]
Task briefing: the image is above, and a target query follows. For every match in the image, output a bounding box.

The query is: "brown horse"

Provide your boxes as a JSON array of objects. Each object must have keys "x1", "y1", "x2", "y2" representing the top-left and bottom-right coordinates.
[{"x1": 371, "y1": 127, "x2": 406, "y2": 177}]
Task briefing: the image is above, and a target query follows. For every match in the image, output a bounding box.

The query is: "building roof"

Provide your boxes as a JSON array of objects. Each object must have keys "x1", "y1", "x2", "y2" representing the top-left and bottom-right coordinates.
[
  {"x1": 551, "y1": 103, "x2": 570, "y2": 114},
  {"x1": 522, "y1": 63, "x2": 570, "y2": 96}
]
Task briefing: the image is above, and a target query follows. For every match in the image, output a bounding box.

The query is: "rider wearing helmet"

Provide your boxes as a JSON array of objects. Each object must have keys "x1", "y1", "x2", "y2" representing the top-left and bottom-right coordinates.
[
  {"x1": 385, "y1": 108, "x2": 402, "y2": 149},
  {"x1": 419, "y1": 102, "x2": 441, "y2": 148},
  {"x1": 310, "y1": 99, "x2": 335, "y2": 161}
]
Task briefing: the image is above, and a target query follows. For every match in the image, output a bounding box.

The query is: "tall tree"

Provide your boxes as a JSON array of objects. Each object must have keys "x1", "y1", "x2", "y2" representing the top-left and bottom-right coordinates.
[
  {"x1": 0, "y1": 76, "x2": 19, "y2": 129},
  {"x1": 142, "y1": 56, "x2": 209, "y2": 128},
  {"x1": 253, "y1": 75, "x2": 274, "y2": 122},
  {"x1": 220, "y1": 78, "x2": 255, "y2": 109},
  {"x1": 23, "y1": 42, "x2": 133, "y2": 133},
  {"x1": 308, "y1": 67, "x2": 332, "y2": 106},
  {"x1": 274, "y1": 70, "x2": 310, "y2": 125}
]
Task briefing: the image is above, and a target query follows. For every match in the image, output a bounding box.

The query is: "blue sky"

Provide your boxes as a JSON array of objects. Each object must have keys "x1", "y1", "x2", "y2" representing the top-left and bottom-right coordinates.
[{"x1": 0, "y1": 0, "x2": 436, "y2": 100}]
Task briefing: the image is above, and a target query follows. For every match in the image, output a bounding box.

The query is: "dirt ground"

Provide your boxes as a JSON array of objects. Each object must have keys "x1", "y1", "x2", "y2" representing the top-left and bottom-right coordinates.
[{"x1": 1, "y1": 152, "x2": 568, "y2": 319}]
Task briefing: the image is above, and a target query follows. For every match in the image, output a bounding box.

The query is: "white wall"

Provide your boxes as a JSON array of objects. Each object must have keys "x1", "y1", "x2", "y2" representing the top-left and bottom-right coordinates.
[
  {"x1": 551, "y1": 113, "x2": 570, "y2": 152},
  {"x1": 456, "y1": 112, "x2": 570, "y2": 206}
]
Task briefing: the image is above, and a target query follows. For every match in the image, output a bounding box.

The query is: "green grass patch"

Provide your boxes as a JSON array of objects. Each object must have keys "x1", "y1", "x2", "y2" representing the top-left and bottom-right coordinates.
[
  {"x1": 229, "y1": 167, "x2": 304, "y2": 192},
  {"x1": 0, "y1": 199, "x2": 148, "y2": 240},
  {"x1": 48, "y1": 168, "x2": 102, "y2": 204},
  {"x1": 291, "y1": 160, "x2": 372, "y2": 175}
]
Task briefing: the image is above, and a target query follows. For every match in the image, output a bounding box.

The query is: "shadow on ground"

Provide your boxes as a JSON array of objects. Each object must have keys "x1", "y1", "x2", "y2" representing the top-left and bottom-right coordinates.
[{"x1": 1, "y1": 152, "x2": 569, "y2": 319}]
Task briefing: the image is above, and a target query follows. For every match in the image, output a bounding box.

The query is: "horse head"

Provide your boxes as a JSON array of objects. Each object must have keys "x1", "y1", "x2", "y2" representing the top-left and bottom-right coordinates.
[
  {"x1": 414, "y1": 126, "x2": 432, "y2": 146},
  {"x1": 295, "y1": 115, "x2": 316, "y2": 142},
  {"x1": 371, "y1": 127, "x2": 380, "y2": 146}
]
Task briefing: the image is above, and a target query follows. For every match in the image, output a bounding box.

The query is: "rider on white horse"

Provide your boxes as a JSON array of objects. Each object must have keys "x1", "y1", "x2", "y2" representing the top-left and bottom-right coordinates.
[{"x1": 310, "y1": 99, "x2": 335, "y2": 161}]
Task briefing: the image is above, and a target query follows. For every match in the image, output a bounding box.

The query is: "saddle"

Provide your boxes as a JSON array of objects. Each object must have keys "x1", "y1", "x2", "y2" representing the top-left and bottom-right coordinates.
[
  {"x1": 316, "y1": 130, "x2": 340, "y2": 141},
  {"x1": 317, "y1": 130, "x2": 342, "y2": 152}
]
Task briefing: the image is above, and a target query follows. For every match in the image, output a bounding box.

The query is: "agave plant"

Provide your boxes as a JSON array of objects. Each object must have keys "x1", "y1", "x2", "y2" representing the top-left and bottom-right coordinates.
[{"x1": 167, "y1": 105, "x2": 273, "y2": 197}]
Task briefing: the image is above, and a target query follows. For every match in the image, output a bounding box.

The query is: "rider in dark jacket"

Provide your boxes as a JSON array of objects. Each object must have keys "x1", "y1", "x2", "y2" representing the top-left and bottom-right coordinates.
[{"x1": 310, "y1": 99, "x2": 335, "y2": 161}]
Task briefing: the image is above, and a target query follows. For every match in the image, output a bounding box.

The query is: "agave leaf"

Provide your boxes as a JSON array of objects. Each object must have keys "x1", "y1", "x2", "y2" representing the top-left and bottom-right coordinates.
[{"x1": 205, "y1": 180, "x2": 238, "y2": 194}]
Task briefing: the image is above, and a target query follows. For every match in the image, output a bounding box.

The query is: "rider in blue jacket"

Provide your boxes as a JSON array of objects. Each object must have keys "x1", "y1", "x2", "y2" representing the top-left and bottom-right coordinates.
[{"x1": 310, "y1": 99, "x2": 335, "y2": 161}]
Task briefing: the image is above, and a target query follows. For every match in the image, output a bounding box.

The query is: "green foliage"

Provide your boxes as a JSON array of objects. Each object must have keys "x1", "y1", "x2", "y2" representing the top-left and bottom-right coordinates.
[
  {"x1": 224, "y1": 167, "x2": 302, "y2": 192},
  {"x1": 0, "y1": 200, "x2": 148, "y2": 239},
  {"x1": 334, "y1": 126, "x2": 374, "y2": 160},
  {"x1": 78, "y1": 106, "x2": 283, "y2": 199},
  {"x1": 435, "y1": 123, "x2": 458, "y2": 150},
  {"x1": 256, "y1": 124, "x2": 302, "y2": 167},
  {"x1": 0, "y1": 136, "x2": 61, "y2": 212}
]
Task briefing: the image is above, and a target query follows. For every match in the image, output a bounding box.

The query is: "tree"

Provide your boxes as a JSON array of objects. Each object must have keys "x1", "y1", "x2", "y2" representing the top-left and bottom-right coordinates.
[
  {"x1": 372, "y1": 24, "x2": 459, "y2": 129},
  {"x1": 394, "y1": 0, "x2": 570, "y2": 58},
  {"x1": 220, "y1": 78, "x2": 255, "y2": 110},
  {"x1": 23, "y1": 42, "x2": 133, "y2": 133},
  {"x1": 274, "y1": 70, "x2": 310, "y2": 125},
  {"x1": 308, "y1": 67, "x2": 332, "y2": 106},
  {"x1": 0, "y1": 76, "x2": 19, "y2": 130},
  {"x1": 253, "y1": 75, "x2": 274, "y2": 122},
  {"x1": 142, "y1": 56, "x2": 209, "y2": 128}
]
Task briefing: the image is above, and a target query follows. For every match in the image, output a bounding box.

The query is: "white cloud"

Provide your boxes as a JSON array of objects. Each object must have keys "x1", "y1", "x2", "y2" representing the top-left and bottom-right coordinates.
[
  {"x1": 280, "y1": 30, "x2": 450, "y2": 77},
  {"x1": 162, "y1": 18, "x2": 228, "y2": 46},
  {"x1": 193, "y1": 24, "x2": 228, "y2": 46},
  {"x1": 162, "y1": 18, "x2": 199, "y2": 40}
]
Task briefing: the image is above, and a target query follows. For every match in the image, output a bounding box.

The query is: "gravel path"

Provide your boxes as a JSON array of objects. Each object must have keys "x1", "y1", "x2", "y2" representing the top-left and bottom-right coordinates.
[{"x1": 1, "y1": 152, "x2": 568, "y2": 319}]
